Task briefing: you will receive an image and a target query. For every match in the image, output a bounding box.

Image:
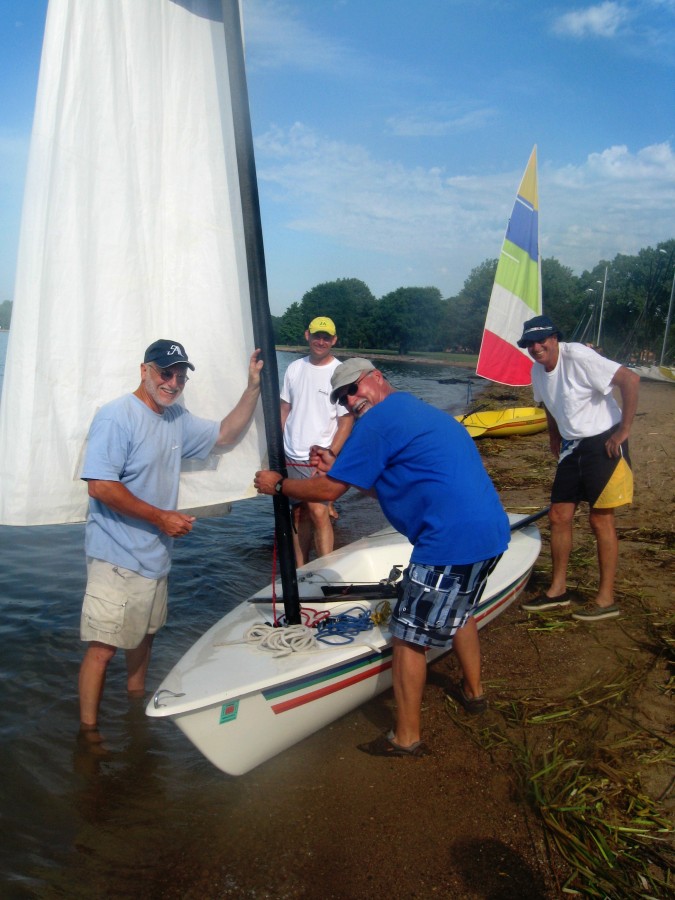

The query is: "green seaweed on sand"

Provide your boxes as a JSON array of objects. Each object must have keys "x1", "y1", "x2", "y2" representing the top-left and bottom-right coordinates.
[{"x1": 444, "y1": 648, "x2": 674, "y2": 896}]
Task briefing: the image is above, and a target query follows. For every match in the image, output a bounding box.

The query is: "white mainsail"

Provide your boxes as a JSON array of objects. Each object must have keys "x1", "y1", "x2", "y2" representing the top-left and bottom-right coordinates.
[{"x1": 0, "y1": 0, "x2": 265, "y2": 526}]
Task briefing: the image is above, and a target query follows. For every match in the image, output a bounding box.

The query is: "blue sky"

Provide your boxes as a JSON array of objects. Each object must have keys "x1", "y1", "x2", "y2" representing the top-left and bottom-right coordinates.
[{"x1": 1, "y1": 0, "x2": 673, "y2": 315}]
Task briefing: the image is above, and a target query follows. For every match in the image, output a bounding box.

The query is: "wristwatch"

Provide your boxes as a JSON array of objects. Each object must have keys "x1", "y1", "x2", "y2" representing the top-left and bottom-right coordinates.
[{"x1": 274, "y1": 478, "x2": 285, "y2": 495}]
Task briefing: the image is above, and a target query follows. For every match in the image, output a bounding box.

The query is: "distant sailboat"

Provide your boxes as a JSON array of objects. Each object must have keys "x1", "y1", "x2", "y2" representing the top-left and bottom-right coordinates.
[{"x1": 475, "y1": 146, "x2": 542, "y2": 386}]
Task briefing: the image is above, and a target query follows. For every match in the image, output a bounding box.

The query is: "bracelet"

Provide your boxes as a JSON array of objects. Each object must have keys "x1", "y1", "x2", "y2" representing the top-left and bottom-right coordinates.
[{"x1": 326, "y1": 448, "x2": 336, "y2": 457}]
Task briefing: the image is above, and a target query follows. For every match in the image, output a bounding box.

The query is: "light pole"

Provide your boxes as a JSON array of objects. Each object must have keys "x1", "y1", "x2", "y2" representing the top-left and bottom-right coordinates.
[
  {"x1": 660, "y1": 260, "x2": 675, "y2": 366},
  {"x1": 582, "y1": 289, "x2": 594, "y2": 344},
  {"x1": 596, "y1": 267, "x2": 608, "y2": 348}
]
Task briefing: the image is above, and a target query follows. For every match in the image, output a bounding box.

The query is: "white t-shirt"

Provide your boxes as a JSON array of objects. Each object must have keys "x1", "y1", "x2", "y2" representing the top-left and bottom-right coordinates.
[
  {"x1": 532, "y1": 342, "x2": 622, "y2": 440},
  {"x1": 281, "y1": 356, "x2": 349, "y2": 459}
]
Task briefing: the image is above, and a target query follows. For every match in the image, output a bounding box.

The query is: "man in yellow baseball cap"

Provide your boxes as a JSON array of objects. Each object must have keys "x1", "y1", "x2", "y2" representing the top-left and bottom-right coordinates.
[{"x1": 280, "y1": 316, "x2": 351, "y2": 564}]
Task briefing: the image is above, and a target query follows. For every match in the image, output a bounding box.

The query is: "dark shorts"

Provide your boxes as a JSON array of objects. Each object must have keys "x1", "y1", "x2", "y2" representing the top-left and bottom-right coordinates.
[
  {"x1": 389, "y1": 555, "x2": 502, "y2": 649},
  {"x1": 552, "y1": 425, "x2": 633, "y2": 509}
]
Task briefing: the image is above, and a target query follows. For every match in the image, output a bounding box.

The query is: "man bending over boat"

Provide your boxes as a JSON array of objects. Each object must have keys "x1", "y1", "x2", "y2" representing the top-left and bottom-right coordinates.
[
  {"x1": 254, "y1": 358, "x2": 510, "y2": 757},
  {"x1": 518, "y1": 316, "x2": 639, "y2": 621},
  {"x1": 78, "y1": 339, "x2": 262, "y2": 740}
]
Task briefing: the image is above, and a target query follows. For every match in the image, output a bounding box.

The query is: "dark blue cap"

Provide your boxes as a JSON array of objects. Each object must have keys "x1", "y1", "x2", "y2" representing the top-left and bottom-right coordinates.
[
  {"x1": 517, "y1": 316, "x2": 563, "y2": 348},
  {"x1": 143, "y1": 339, "x2": 195, "y2": 370}
]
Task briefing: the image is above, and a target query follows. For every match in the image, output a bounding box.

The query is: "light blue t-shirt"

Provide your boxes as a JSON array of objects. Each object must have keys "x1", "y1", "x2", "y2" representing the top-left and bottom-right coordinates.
[
  {"x1": 329, "y1": 392, "x2": 510, "y2": 565},
  {"x1": 82, "y1": 394, "x2": 219, "y2": 578}
]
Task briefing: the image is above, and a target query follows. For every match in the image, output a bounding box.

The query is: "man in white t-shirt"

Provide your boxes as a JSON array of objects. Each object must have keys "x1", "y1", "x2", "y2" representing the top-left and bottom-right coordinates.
[
  {"x1": 518, "y1": 316, "x2": 639, "y2": 621},
  {"x1": 281, "y1": 317, "x2": 353, "y2": 565}
]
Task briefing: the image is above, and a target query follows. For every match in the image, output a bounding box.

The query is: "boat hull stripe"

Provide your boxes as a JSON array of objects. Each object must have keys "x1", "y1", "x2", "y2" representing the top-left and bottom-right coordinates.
[
  {"x1": 264, "y1": 569, "x2": 533, "y2": 715},
  {"x1": 263, "y1": 648, "x2": 392, "y2": 700},
  {"x1": 270, "y1": 660, "x2": 393, "y2": 714}
]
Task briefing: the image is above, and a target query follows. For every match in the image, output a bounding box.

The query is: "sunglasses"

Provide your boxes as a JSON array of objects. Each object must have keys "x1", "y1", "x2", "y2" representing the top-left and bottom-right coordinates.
[
  {"x1": 337, "y1": 370, "x2": 373, "y2": 407},
  {"x1": 147, "y1": 363, "x2": 189, "y2": 385}
]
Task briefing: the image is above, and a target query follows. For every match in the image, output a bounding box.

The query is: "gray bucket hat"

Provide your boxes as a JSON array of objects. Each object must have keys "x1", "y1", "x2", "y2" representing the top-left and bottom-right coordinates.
[{"x1": 329, "y1": 358, "x2": 375, "y2": 403}]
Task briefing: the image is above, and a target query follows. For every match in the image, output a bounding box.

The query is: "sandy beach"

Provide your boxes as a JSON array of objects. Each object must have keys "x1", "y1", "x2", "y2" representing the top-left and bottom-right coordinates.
[{"x1": 149, "y1": 376, "x2": 673, "y2": 899}]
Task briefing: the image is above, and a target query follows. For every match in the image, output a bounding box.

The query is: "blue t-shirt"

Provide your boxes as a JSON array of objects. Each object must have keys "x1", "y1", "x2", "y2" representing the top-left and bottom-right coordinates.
[
  {"x1": 82, "y1": 394, "x2": 220, "y2": 578},
  {"x1": 329, "y1": 392, "x2": 510, "y2": 565}
]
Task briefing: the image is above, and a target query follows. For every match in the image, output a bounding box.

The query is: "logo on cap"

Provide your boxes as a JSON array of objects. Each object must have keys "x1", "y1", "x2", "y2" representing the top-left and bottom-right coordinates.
[
  {"x1": 143, "y1": 339, "x2": 195, "y2": 370},
  {"x1": 308, "y1": 317, "x2": 336, "y2": 336}
]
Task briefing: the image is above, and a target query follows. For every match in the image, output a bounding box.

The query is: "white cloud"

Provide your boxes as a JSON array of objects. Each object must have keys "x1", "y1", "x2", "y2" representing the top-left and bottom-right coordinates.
[
  {"x1": 256, "y1": 125, "x2": 675, "y2": 297},
  {"x1": 550, "y1": 0, "x2": 675, "y2": 63},
  {"x1": 543, "y1": 143, "x2": 675, "y2": 267},
  {"x1": 386, "y1": 104, "x2": 497, "y2": 138},
  {"x1": 244, "y1": 0, "x2": 361, "y2": 75},
  {"x1": 553, "y1": 2, "x2": 630, "y2": 38}
]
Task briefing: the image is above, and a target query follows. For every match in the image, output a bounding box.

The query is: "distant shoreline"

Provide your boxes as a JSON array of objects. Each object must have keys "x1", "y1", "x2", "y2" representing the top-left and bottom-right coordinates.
[{"x1": 276, "y1": 345, "x2": 479, "y2": 371}]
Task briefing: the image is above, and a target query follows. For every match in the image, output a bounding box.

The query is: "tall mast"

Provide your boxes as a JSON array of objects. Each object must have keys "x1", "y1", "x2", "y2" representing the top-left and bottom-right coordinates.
[{"x1": 221, "y1": 0, "x2": 300, "y2": 623}]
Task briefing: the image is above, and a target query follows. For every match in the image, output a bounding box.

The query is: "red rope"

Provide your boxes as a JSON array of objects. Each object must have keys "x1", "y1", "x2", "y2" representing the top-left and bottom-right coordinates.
[
  {"x1": 271, "y1": 535, "x2": 279, "y2": 624},
  {"x1": 269, "y1": 532, "x2": 330, "y2": 628}
]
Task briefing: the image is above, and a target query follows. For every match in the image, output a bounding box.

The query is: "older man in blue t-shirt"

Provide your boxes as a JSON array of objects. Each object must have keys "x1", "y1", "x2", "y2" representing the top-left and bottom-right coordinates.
[{"x1": 254, "y1": 358, "x2": 510, "y2": 758}]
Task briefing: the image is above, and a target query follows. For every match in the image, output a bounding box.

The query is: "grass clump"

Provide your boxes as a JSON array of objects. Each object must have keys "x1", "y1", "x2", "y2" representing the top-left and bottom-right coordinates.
[{"x1": 444, "y1": 657, "x2": 674, "y2": 897}]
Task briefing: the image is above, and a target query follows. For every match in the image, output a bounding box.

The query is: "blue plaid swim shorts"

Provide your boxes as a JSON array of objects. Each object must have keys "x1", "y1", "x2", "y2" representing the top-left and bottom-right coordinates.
[{"x1": 389, "y1": 555, "x2": 501, "y2": 649}]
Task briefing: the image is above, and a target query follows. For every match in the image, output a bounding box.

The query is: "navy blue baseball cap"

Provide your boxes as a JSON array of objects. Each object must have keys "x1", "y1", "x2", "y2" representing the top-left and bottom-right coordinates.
[
  {"x1": 143, "y1": 339, "x2": 195, "y2": 370},
  {"x1": 517, "y1": 316, "x2": 563, "y2": 348}
]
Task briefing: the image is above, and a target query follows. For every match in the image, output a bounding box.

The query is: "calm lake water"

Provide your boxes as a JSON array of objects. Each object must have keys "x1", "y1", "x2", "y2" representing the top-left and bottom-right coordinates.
[{"x1": 0, "y1": 335, "x2": 482, "y2": 897}]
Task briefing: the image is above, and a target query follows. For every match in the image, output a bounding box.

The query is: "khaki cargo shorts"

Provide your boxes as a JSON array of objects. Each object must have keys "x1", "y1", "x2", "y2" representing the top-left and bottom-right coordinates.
[{"x1": 80, "y1": 558, "x2": 168, "y2": 650}]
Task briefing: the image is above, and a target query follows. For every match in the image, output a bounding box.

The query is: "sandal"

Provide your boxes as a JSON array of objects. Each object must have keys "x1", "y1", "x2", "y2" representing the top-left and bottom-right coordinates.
[
  {"x1": 357, "y1": 731, "x2": 431, "y2": 757},
  {"x1": 447, "y1": 681, "x2": 488, "y2": 714}
]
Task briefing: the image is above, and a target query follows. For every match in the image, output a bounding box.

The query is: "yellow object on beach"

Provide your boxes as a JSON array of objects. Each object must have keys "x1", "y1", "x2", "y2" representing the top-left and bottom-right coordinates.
[{"x1": 456, "y1": 407, "x2": 547, "y2": 439}]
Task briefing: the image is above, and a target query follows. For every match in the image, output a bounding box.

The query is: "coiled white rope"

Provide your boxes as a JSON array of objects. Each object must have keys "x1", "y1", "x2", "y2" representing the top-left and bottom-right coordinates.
[
  {"x1": 215, "y1": 602, "x2": 392, "y2": 657},
  {"x1": 243, "y1": 623, "x2": 319, "y2": 657}
]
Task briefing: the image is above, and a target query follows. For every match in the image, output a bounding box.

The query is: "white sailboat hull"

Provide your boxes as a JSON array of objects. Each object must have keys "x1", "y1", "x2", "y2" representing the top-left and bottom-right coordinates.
[
  {"x1": 630, "y1": 364, "x2": 675, "y2": 383},
  {"x1": 146, "y1": 516, "x2": 541, "y2": 775}
]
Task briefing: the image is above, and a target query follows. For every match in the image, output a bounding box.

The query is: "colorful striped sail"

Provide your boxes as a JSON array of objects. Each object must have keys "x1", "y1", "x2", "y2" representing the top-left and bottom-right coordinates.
[{"x1": 476, "y1": 146, "x2": 542, "y2": 385}]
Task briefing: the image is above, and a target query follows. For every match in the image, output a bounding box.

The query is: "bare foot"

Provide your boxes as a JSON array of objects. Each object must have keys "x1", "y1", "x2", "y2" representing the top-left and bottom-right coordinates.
[
  {"x1": 79, "y1": 723, "x2": 103, "y2": 739},
  {"x1": 127, "y1": 688, "x2": 147, "y2": 700},
  {"x1": 77, "y1": 724, "x2": 109, "y2": 755}
]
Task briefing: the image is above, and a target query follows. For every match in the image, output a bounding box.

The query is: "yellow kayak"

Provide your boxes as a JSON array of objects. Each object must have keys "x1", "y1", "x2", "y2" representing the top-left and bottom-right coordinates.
[{"x1": 456, "y1": 406, "x2": 547, "y2": 438}]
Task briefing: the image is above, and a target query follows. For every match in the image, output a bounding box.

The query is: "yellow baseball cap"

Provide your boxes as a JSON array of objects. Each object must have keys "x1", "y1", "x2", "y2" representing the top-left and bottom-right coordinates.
[{"x1": 308, "y1": 316, "x2": 336, "y2": 336}]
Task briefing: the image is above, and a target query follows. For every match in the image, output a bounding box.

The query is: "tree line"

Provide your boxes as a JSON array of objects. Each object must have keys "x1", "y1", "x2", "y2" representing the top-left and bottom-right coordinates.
[
  {"x1": 3, "y1": 241, "x2": 673, "y2": 361},
  {"x1": 273, "y1": 241, "x2": 675, "y2": 364}
]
